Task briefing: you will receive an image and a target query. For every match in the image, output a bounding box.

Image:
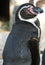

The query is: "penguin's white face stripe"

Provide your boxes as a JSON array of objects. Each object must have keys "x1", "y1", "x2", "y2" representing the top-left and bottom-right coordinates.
[
  {"x1": 18, "y1": 5, "x2": 31, "y2": 12},
  {"x1": 18, "y1": 5, "x2": 38, "y2": 23},
  {"x1": 18, "y1": 11, "x2": 37, "y2": 22},
  {"x1": 18, "y1": 6, "x2": 37, "y2": 23}
]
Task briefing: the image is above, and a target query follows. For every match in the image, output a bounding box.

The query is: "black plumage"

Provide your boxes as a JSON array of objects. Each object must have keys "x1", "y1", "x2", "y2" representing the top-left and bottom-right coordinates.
[
  {"x1": 42, "y1": 49, "x2": 45, "y2": 65},
  {"x1": 3, "y1": 3, "x2": 43, "y2": 65}
]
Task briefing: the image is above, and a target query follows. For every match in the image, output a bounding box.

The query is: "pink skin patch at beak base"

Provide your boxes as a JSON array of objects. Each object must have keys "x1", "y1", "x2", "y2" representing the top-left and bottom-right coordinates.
[{"x1": 28, "y1": 6, "x2": 38, "y2": 15}]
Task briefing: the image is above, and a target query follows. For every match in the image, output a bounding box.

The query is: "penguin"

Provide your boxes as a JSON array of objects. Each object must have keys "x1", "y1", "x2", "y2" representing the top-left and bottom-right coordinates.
[
  {"x1": 3, "y1": 3, "x2": 43, "y2": 65},
  {"x1": 42, "y1": 49, "x2": 45, "y2": 65}
]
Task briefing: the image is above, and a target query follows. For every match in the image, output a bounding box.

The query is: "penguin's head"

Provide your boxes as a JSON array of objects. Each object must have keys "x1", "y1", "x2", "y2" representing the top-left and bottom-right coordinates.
[{"x1": 15, "y1": 3, "x2": 43, "y2": 22}]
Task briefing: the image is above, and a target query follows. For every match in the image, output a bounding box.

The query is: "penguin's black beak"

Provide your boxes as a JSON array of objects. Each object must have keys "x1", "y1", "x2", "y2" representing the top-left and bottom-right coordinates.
[{"x1": 33, "y1": 7, "x2": 43, "y2": 13}]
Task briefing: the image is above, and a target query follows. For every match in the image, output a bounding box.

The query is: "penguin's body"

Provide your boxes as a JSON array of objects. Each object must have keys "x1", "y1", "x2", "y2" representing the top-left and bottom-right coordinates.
[
  {"x1": 3, "y1": 3, "x2": 43, "y2": 65},
  {"x1": 42, "y1": 49, "x2": 45, "y2": 65}
]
